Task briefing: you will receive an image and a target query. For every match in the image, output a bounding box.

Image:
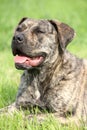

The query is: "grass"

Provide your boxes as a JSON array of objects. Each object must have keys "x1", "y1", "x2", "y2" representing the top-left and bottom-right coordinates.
[
  {"x1": 0, "y1": 112, "x2": 84, "y2": 130},
  {"x1": 0, "y1": 0, "x2": 87, "y2": 129}
]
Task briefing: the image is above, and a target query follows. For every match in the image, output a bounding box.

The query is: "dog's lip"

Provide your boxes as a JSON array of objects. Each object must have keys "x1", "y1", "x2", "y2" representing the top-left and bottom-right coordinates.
[
  {"x1": 14, "y1": 55, "x2": 44, "y2": 67},
  {"x1": 12, "y1": 48, "x2": 46, "y2": 58},
  {"x1": 14, "y1": 52, "x2": 46, "y2": 69}
]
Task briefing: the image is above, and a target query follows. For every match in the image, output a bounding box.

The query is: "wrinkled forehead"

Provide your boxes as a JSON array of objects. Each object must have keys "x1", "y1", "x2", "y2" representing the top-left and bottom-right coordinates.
[{"x1": 19, "y1": 18, "x2": 54, "y2": 32}]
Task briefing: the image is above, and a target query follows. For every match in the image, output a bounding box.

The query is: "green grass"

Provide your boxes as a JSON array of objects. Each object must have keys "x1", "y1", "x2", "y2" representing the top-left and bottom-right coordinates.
[
  {"x1": 0, "y1": 112, "x2": 85, "y2": 130},
  {"x1": 0, "y1": 0, "x2": 87, "y2": 129}
]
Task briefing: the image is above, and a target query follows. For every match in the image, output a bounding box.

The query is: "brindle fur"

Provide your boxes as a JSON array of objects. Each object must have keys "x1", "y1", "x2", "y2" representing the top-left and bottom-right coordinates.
[{"x1": 1, "y1": 18, "x2": 87, "y2": 125}]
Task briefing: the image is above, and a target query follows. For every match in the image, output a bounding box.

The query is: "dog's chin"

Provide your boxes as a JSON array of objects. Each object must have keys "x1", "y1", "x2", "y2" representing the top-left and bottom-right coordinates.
[
  {"x1": 15, "y1": 63, "x2": 33, "y2": 70},
  {"x1": 14, "y1": 53, "x2": 46, "y2": 70},
  {"x1": 15, "y1": 60, "x2": 44, "y2": 70}
]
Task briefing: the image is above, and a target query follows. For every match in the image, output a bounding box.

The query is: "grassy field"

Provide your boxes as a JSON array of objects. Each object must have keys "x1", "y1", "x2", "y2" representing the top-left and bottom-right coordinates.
[{"x1": 0, "y1": 0, "x2": 87, "y2": 129}]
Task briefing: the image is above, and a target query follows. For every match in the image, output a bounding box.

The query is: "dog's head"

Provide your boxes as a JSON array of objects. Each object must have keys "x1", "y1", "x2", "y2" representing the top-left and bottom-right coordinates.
[{"x1": 11, "y1": 18, "x2": 75, "y2": 70}]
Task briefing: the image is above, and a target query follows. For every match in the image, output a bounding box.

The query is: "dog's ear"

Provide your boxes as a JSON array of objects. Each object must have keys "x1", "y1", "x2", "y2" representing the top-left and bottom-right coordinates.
[
  {"x1": 49, "y1": 20, "x2": 76, "y2": 51},
  {"x1": 18, "y1": 17, "x2": 28, "y2": 25}
]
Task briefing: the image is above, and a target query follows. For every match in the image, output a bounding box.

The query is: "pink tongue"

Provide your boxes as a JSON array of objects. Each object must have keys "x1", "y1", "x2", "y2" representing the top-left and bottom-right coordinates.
[
  {"x1": 14, "y1": 56, "x2": 29, "y2": 63},
  {"x1": 14, "y1": 55, "x2": 43, "y2": 67}
]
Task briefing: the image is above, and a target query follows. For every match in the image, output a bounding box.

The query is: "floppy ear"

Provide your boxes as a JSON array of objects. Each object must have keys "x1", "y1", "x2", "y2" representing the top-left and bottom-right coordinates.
[
  {"x1": 18, "y1": 17, "x2": 28, "y2": 25},
  {"x1": 49, "y1": 20, "x2": 76, "y2": 51}
]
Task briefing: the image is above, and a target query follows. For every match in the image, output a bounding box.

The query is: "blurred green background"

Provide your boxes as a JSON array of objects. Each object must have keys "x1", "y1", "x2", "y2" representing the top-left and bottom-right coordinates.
[
  {"x1": 0, "y1": 0, "x2": 87, "y2": 107},
  {"x1": 0, "y1": 0, "x2": 87, "y2": 57},
  {"x1": 0, "y1": 0, "x2": 87, "y2": 129}
]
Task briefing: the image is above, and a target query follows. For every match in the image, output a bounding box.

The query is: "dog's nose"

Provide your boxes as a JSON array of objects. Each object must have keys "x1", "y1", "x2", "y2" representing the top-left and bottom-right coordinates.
[{"x1": 14, "y1": 34, "x2": 24, "y2": 43}]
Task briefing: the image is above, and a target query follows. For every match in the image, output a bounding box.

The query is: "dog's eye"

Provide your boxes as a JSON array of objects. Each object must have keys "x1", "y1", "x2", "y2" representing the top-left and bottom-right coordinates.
[
  {"x1": 36, "y1": 28, "x2": 45, "y2": 34},
  {"x1": 37, "y1": 30, "x2": 45, "y2": 33},
  {"x1": 16, "y1": 27, "x2": 22, "y2": 32}
]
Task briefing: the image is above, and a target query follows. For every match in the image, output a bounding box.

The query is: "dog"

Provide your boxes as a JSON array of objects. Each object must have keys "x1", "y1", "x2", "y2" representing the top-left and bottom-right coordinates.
[{"x1": 1, "y1": 18, "x2": 87, "y2": 125}]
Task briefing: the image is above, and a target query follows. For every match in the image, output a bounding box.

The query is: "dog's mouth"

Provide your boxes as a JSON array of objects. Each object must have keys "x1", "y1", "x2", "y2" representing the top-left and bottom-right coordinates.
[{"x1": 14, "y1": 53, "x2": 46, "y2": 70}]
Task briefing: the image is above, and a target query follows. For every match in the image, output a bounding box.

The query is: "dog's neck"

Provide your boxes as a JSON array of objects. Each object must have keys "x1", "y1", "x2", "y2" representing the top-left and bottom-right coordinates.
[
  {"x1": 25, "y1": 50, "x2": 82, "y2": 97},
  {"x1": 26, "y1": 55, "x2": 62, "y2": 95}
]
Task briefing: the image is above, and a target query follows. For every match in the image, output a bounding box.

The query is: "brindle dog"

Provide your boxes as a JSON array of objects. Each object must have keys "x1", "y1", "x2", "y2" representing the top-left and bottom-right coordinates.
[{"x1": 1, "y1": 18, "x2": 87, "y2": 125}]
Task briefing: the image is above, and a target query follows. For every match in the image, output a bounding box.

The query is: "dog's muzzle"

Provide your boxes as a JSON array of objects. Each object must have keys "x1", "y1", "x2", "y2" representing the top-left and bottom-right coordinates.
[
  {"x1": 13, "y1": 34, "x2": 25, "y2": 44},
  {"x1": 12, "y1": 33, "x2": 46, "y2": 70}
]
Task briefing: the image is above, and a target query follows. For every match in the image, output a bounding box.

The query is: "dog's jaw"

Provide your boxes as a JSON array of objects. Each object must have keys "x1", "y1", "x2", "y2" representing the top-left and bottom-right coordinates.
[{"x1": 14, "y1": 54, "x2": 46, "y2": 70}]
